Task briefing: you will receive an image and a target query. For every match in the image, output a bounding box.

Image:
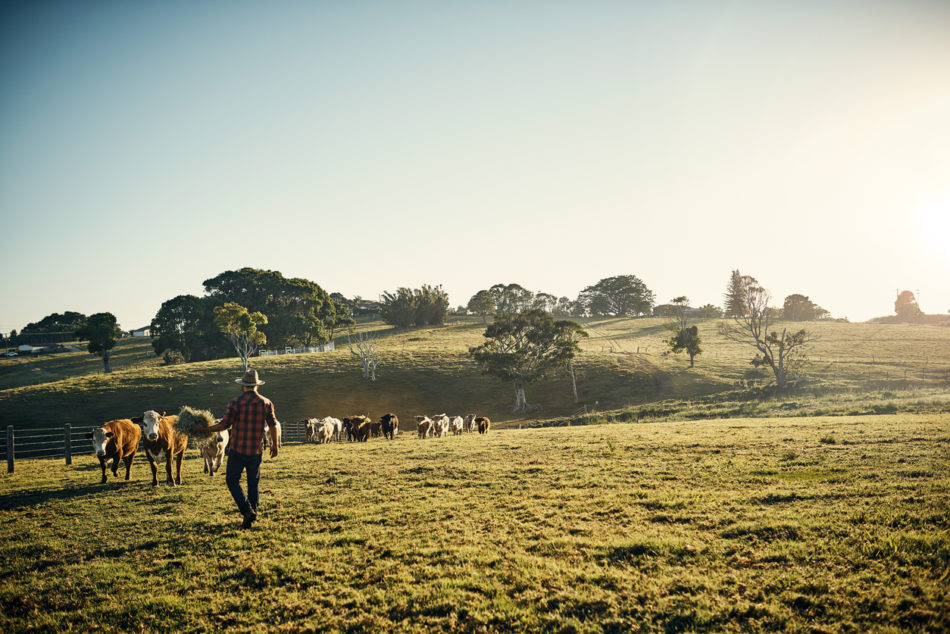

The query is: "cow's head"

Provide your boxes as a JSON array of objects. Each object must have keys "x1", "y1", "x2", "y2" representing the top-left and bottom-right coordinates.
[
  {"x1": 86, "y1": 427, "x2": 114, "y2": 457},
  {"x1": 142, "y1": 410, "x2": 162, "y2": 441}
]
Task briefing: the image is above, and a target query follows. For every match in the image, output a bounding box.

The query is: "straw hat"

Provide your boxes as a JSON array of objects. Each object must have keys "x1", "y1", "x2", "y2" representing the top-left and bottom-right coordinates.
[{"x1": 236, "y1": 369, "x2": 265, "y2": 386}]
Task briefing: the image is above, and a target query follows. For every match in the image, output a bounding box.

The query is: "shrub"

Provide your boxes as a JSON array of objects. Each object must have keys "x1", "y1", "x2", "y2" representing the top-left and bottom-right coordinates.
[{"x1": 163, "y1": 350, "x2": 185, "y2": 365}]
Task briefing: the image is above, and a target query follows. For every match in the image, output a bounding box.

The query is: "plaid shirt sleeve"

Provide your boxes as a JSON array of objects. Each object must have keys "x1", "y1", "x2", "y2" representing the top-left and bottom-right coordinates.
[
  {"x1": 220, "y1": 396, "x2": 239, "y2": 430},
  {"x1": 264, "y1": 399, "x2": 277, "y2": 429}
]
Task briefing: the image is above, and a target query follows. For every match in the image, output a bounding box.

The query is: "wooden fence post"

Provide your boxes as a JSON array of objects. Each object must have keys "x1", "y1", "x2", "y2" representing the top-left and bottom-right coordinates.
[
  {"x1": 65, "y1": 424, "x2": 72, "y2": 466},
  {"x1": 6, "y1": 426, "x2": 13, "y2": 474}
]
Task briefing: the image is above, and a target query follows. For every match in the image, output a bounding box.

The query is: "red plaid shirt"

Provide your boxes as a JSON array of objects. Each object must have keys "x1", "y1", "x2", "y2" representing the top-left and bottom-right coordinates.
[{"x1": 221, "y1": 390, "x2": 277, "y2": 456}]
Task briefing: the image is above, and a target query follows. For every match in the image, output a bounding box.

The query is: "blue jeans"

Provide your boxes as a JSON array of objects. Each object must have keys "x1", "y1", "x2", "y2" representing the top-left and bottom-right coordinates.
[{"x1": 226, "y1": 450, "x2": 262, "y2": 517}]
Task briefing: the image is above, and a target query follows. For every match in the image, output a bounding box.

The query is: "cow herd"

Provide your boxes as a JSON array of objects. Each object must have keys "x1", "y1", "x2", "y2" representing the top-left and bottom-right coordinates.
[
  {"x1": 304, "y1": 413, "x2": 491, "y2": 443},
  {"x1": 85, "y1": 408, "x2": 491, "y2": 486}
]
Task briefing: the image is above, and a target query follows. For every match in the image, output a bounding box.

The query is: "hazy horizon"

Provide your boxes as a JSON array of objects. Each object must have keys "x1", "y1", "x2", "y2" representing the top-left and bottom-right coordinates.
[{"x1": 2, "y1": 1, "x2": 948, "y2": 333}]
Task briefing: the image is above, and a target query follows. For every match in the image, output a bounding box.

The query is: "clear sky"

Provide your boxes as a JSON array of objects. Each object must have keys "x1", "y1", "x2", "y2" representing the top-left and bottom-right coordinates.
[{"x1": 2, "y1": 0, "x2": 948, "y2": 334}]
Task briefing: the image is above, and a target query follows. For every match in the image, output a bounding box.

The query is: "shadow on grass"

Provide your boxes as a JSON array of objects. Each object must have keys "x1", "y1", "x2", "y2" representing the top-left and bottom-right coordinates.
[{"x1": 0, "y1": 480, "x2": 136, "y2": 511}]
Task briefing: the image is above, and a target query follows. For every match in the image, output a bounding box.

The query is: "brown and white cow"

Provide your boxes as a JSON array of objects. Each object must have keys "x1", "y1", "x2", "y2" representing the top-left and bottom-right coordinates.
[
  {"x1": 465, "y1": 414, "x2": 478, "y2": 433},
  {"x1": 431, "y1": 414, "x2": 450, "y2": 438},
  {"x1": 380, "y1": 413, "x2": 399, "y2": 440},
  {"x1": 415, "y1": 415, "x2": 434, "y2": 439},
  {"x1": 449, "y1": 416, "x2": 465, "y2": 436},
  {"x1": 141, "y1": 410, "x2": 188, "y2": 486},
  {"x1": 200, "y1": 428, "x2": 229, "y2": 477},
  {"x1": 85, "y1": 418, "x2": 141, "y2": 484}
]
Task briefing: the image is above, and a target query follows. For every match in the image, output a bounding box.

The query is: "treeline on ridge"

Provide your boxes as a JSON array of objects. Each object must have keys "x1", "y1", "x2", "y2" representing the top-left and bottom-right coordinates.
[{"x1": 150, "y1": 268, "x2": 355, "y2": 363}]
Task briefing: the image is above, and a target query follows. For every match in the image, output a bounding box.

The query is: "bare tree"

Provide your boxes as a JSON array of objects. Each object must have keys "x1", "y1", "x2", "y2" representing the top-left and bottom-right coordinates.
[
  {"x1": 347, "y1": 330, "x2": 380, "y2": 381},
  {"x1": 567, "y1": 360, "x2": 579, "y2": 402},
  {"x1": 718, "y1": 281, "x2": 814, "y2": 388}
]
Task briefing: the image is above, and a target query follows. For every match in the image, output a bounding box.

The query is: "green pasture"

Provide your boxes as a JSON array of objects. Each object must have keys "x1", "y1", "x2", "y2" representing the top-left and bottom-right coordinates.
[
  {"x1": 1, "y1": 318, "x2": 948, "y2": 432},
  {"x1": 0, "y1": 415, "x2": 946, "y2": 631},
  {"x1": 0, "y1": 337, "x2": 161, "y2": 390}
]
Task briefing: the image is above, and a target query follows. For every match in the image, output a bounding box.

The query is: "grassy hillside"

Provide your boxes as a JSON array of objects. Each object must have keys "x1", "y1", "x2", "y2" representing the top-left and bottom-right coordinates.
[
  {"x1": 1, "y1": 415, "x2": 946, "y2": 631},
  {"x1": 0, "y1": 337, "x2": 161, "y2": 390},
  {"x1": 1, "y1": 317, "x2": 948, "y2": 432}
]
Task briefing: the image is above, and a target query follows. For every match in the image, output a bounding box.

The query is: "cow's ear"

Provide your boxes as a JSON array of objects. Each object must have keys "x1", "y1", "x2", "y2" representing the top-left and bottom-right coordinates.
[
  {"x1": 105, "y1": 432, "x2": 114, "y2": 438},
  {"x1": 85, "y1": 432, "x2": 93, "y2": 439}
]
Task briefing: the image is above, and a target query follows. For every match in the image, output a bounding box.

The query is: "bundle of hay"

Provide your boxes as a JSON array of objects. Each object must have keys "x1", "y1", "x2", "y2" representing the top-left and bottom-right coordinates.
[{"x1": 175, "y1": 406, "x2": 217, "y2": 441}]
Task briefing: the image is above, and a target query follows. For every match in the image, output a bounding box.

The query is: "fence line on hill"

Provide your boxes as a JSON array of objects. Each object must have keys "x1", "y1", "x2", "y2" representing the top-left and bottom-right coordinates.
[
  {"x1": 258, "y1": 341, "x2": 335, "y2": 357},
  {"x1": 2, "y1": 419, "x2": 312, "y2": 474}
]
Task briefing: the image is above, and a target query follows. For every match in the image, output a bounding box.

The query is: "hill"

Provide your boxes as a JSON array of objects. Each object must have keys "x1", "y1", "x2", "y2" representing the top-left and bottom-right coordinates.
[
  {"x1": 1, "y1": 317, "x2": 948, "y2": 432},
  {"x1": 0, "y1": 415, "x2": 946, "y2": 631},
  {"x1": 0, "y1": 337, "x2": 161, "y2": 390}
]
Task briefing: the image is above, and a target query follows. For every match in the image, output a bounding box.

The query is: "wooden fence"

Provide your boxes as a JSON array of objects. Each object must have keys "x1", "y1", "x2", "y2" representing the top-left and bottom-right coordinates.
[
  {"x1": 2, "y1": 420, "x2": 312, "y2": 474},
  {"x1": 259, "y1": 341, "x2": 335, "y2": 357}
]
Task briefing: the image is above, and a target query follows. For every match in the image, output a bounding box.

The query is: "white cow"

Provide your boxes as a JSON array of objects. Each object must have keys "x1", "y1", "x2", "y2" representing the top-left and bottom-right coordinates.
[
  {"x1": 449, "y1": 416, "x2": 465, "y2": 436},
  {"x1": 201, "y1": 429, "x2": 229, "y2": 477},
  {"x1": 326, "y1": 417, "x2": 343, "y2": 443},
  {"x1": 307, "y1": 417, "x2": 342, "y2": 443}
]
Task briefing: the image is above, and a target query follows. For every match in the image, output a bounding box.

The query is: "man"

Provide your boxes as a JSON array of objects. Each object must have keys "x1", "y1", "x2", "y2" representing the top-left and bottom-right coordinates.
[{"x1": 196, "y1": 369, "x2": 280, "y2": 529}]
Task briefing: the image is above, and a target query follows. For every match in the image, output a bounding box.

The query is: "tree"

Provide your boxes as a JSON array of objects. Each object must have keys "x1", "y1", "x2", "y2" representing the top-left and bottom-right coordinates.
[
  {"x1": 563, "y1": 320, "x2": 589, "y2": 401},
  {"x1": 150, "y1": 295, "x2": 228, "y2": 362},
  {"x1": 532, "y1": 292, "x2": 558, "y2": 313},
  {"x1": 724, "y1": 269, "x2": 752, "y2": 318},
  {"x1": 719, "y1": 280, "x2": 814, "y2": 389},
  {"x1": 22, "y1": 311, "x2": 87, "y2": 335},
  {"x1": 467, "y1": 290, "x2": 496, "y2": 323},
  {"x1": 379, "y1": 288, "x2": 417, "y2": 329},
  {"x1": 696, "y1": 304, "x2": 722, "y2": 319},
  {"x1": 553, "y1": 296, "x2": 574, "y2": 317},
  {"x1": 213, "y1": 302, "x2": 267, "y2": 372},
  {"x1": 325, "y1": 299, "x2": 356, "y2": 342},
  {"x1": 469, "y1": 309, "x2": 586, "y2": 412},
  {"x1": 330, "y1": 292, "x2": 356, "y2": 316},
  {"x1": 669, "y1": 326, "x2": 702, "y2": 368},
  {"x1": 577, "y1": 275, "x2": 655, "y2": 317},
  {"x1": 894, "y1": 290, "x2": 923, "y2": 322},
  {"x1": 414, "y1": 284, "x2": 450, "y2": 326},
  {"x1": 203, "y1": 268, "x2": 339, "y2": 348},
  {"x1": 347, "y1": 330, "x2": 380, "y2": 381},
  {"x1": 379, "y1": 285, "x2": 449, "y2": 328},
  {"x1": 75, "y1": 313, "x2": 122, "y2": 373},
  {"x1": 664, "y1": 297, "x2": 702, "y2": 367},
  {"x1": 489, "y1": 283, "x2": 535, "y2": 314},
  {"x1": 783, "y1": 294, "x2": 829, "y2": 321}
]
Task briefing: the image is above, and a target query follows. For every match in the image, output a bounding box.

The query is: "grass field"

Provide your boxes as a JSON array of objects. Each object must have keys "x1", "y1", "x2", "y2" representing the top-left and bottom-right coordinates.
[
  {"x1": 0, "y1": 414, "x2": 947, "y2": 631},
  {"x1": 1, "y1": 318, "x2": 949, "y2": 434},
  {"x1": 0, "y1": 337, "x2": 161, "y2": 390}
]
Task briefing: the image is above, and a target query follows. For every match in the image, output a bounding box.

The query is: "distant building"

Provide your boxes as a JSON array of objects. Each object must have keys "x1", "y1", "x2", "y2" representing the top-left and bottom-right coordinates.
[{"x1": 131, "y1": 326, "x2": 152, "y2": 337}]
